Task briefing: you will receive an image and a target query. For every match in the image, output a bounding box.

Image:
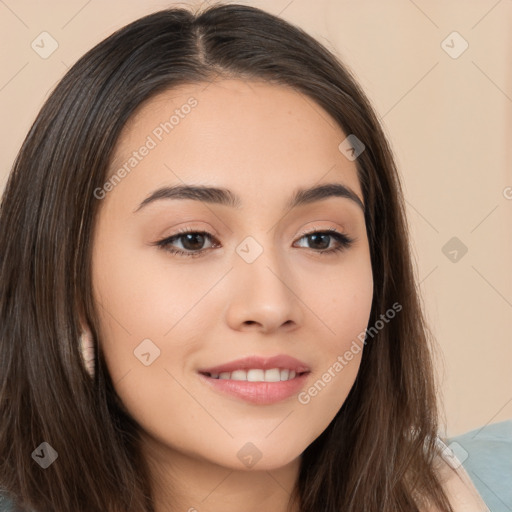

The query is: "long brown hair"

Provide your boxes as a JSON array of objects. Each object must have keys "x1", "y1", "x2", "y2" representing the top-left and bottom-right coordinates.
[{"x1": 0, "y1": 3, "x2": 453, "y2": 511}]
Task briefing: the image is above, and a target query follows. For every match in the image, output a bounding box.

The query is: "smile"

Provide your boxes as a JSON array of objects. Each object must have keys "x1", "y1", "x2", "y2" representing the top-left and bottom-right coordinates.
[{"x1": 204, "y1": 368, "x2": 300, "y2": 382}]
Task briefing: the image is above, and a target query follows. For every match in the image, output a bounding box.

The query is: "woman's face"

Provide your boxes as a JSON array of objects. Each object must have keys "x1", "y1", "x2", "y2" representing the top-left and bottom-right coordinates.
[{"x1": 91, "y1": 79, "x2": 373, "y2": 471}]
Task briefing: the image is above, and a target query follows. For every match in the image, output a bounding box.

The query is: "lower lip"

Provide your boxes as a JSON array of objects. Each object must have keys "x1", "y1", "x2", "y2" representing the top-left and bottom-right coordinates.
[{"x1": 198, "y1": 372, "x2": 310, "y2": 405}]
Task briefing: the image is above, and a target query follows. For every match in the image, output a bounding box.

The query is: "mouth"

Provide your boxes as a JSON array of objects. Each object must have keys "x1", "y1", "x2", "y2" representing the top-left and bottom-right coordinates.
[
  {"x1": 197, "y1": 354, "x2": 311, "y2": 405},
  {"x1": 200, "y1": 368, "x2": 307, "y2": 382}
]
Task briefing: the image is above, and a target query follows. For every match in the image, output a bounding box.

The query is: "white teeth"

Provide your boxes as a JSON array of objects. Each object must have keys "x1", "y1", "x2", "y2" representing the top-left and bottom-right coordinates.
[
  {"x1": 231, "y1": 370, "x2": 247, "y2": 381},
  {"x1": 264, "y1": 368, "x2": 281, "y2": 382},
  {"x1": 247, "y1": 369, "x2": 264, "y2": 382},
  {"x1": 209, "y1": 368, "x2": 300, "y2": 382}
]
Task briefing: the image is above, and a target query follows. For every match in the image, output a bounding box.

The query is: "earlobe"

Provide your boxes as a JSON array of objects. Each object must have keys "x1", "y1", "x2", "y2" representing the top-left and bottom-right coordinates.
[{"x1": 79, "y1": 325, "x2": 95, "y2": 378}]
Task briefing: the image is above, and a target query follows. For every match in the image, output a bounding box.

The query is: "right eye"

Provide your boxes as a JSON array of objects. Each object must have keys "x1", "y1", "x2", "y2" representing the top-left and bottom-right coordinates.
[{"x1": 154, "y1": 228, "x2": 220, "y2": 258}]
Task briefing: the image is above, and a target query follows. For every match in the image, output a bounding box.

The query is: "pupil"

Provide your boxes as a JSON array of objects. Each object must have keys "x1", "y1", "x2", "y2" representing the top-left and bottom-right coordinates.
[
  {"x1": 183, "y1": 233, "x2": 204, "y2": 251},
  {"x1": 310, "y1": 234, "x2": 329, "y2": 250}
]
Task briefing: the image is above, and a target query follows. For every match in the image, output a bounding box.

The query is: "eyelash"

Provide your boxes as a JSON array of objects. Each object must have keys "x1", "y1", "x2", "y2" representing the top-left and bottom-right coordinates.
[{"x1": 153, "y1": 226, "x2": 355, "y2": 258}]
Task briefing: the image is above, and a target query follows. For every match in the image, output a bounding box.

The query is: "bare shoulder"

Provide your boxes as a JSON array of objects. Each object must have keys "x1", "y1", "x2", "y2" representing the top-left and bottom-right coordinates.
[{"x1": 420, "y1": 439, "x2": 490, "y2": 512}]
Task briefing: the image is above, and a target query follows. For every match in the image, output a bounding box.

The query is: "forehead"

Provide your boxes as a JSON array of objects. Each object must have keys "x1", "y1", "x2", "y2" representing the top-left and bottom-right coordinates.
[{"x1": 107, "y1": 79, "x2": 363, "y2": 209}]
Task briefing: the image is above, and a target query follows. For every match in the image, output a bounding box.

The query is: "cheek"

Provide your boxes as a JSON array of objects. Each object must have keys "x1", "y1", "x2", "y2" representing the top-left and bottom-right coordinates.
[
  {"x1": 295, "y1": 256, "x2": 373, "y2": 417},
  {"x1": 303, "y1": 253, "x2": 374, "y2": 352},
  {"x1": 91, "y1": 235, "x2": 227, "y2": 420},
  {"x1": 91, "y1": 242, "x2": 199, "y2": 443},
  {"x1": 91, "y1": 237, "x2": 199, "y2": 359}
]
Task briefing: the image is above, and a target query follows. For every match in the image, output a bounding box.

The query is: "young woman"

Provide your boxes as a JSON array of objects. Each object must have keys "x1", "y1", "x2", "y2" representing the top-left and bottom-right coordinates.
[{"x1": 0, "y1": 4, "x2": 490, "y2": 512}]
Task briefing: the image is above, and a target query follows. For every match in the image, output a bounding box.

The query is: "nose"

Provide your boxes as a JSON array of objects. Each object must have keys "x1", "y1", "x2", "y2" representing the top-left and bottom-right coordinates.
[{"x1": 223, "y1": 238, "x2": 304, "y2": 334}]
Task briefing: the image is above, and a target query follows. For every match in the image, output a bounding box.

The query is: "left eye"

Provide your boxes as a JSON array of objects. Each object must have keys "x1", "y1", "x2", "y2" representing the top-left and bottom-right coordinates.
[{"x1": 154, "y1": 228, "x2": 355, "y2": 258}]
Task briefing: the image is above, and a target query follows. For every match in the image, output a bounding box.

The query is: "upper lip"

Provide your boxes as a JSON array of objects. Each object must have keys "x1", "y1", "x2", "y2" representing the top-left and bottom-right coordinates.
[{"x1": 198, "y1": 354, "x2": 310, "y2": 375}]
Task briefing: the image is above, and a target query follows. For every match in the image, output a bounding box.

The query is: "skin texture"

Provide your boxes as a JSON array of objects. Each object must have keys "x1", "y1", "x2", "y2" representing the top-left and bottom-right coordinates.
[{"x1": 89, "y1": 79, "x2": 374, "y2": 512}]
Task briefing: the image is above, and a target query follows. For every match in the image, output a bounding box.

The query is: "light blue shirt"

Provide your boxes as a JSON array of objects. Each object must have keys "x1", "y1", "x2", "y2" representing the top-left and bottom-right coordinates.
[{"x1": 446, "y1": 419, "x2": 512, "y2": 512}]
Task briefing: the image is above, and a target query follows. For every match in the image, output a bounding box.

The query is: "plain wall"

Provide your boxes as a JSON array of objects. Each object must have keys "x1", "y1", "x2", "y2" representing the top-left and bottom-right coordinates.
[{"x1": 0, "y1": 0, "x2": 510, "y2": 437}]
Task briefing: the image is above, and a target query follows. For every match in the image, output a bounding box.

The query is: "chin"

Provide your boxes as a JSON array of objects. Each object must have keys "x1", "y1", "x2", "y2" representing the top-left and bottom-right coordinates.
[{"x1": 230, "y1": 442, "x2": 304, "y2": 472}]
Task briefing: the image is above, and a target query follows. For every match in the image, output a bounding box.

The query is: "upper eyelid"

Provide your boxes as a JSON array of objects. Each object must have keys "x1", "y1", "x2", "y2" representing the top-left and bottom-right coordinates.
[{"x1": 167, "y1": 226, "x2": 348, "y2": 240}]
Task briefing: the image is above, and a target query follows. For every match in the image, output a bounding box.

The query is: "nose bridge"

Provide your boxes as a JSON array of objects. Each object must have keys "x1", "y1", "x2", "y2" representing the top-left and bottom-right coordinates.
[{"x1": 234, "y1": 232, "x2": 288, "y2": 291}]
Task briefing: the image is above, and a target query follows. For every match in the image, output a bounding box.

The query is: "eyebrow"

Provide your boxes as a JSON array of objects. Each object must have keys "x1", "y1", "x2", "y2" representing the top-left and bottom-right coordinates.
[{"x1": 133, "y1": 182, "x2": 365, "y2": 213}]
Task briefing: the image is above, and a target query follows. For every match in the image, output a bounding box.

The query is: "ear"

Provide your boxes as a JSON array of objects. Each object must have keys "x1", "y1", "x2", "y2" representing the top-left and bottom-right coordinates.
[{"x1": 78, "y1": 315, "x2": 95, "y2": 378}]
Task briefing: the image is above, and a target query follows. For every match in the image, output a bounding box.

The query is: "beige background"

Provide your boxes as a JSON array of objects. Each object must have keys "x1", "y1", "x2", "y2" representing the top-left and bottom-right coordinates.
[{"x1": 0, "y1": 0, "x2": 511, "y2": 437}]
